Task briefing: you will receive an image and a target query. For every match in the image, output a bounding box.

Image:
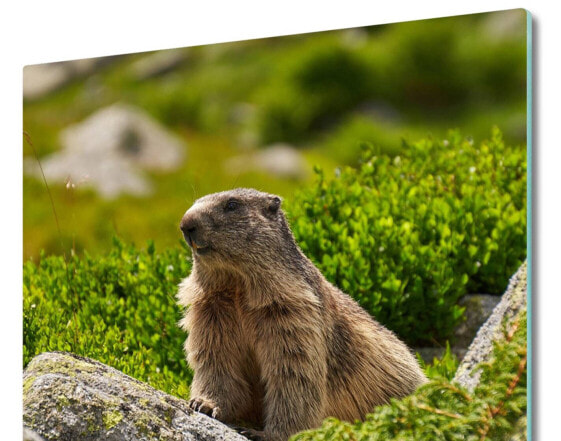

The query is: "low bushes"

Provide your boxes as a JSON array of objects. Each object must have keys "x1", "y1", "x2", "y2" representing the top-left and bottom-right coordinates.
[
  {"x1": 23, "y1": 128, "x2": 526, "y2": 396},
  {"x1": 23, "y1": 239, "x2": 192, "y2": 399},
  {"x1": 22, "y1": 237, "x2": 458, "y2": 402},
  {"x1": 289, "y1": 128, "x2": 526, "y2": 345}
]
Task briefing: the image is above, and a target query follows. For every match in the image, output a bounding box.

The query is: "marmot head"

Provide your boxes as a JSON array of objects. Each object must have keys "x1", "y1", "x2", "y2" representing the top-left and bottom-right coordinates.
[{"x1": 179, "y1": 188, "x2": 292, "y2": 268}]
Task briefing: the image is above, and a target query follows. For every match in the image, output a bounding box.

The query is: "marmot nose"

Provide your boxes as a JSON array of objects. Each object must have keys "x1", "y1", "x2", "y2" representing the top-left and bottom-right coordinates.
[{"x1": 180, "y1": 216, "x2": 197, "y2": 236}]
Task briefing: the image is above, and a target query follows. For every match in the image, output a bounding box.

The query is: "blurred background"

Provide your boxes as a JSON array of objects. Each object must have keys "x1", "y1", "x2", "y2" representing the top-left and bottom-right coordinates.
[{"x1": 23, "y1": 9, "x2": 527, "y2": 261}]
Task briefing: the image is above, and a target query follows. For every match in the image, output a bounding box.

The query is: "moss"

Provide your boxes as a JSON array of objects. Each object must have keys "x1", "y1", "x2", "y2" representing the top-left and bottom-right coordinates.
[
  {"x1": 75, "y1": 409, "x2": 101, "y2": 435},
  {"x1": 28, "y1": 353, "x2": 98, "y2": 379},
  {"x1": 23, "y1": 375, "x2": 36, "y2": 396},
  {"x1": 56, "y1": 394, "x2": 71, "y2": 411},
  {"x1": 164, "y1": 407, "x2": 174, "y2": 424},
  {"x1": 86, "y1": 415, "x2": 99, "y2": 434},
  {"x1": 134, "y1": 413, "x2": 152, "y2": 436},
  {"x1": 102, "y1": 409, "x2": 123, "y2": 430}
]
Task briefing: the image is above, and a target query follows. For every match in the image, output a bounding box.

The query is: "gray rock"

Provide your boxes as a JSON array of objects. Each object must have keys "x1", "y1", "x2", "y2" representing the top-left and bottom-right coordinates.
[
  {"x1": 225, "y1": 144, "x2": 308, "y2": 180},
  {"x1": 229, "y1": 103, "x2": 256, "y2": 126},
  {"x1": 454, "y1": 294, "x2": 501, "y2": 348},
  {"x1": 23, "y1": 352, "x2": 247, "y2": 441},
  {"x1": 24, "y1": 103, "x2": 186, "y2": 199},
  {"x1": 356, "y1": 101, "x2": 402, "y2": 124},
  {"x1": 339, "y1": 28, "x2": 368, "y2": 48},
  {"x1": 23, "y1": 58, "x2": 112, "y2": 100},
  {"x1": 23, "y1": 427, "x2": 45, "y2": 441},
  {"x1": 414, "y1": 294, "x2": 500, "y2": 364},
  {"x1": 24, "y1": 63, "x2": 71, "y2": 101},
  {"x1": 414, "y1": 347, "x2": 467, "y2": 365},
  {"x1": 481, "y1": 9, "x2": 526, "y2": 42},
  {"x1": 454, "y1": 261, "x2": 527, "y2": 391},
  {"x1": 130, "y1": 49, "x2": 189, "y2": 80}
]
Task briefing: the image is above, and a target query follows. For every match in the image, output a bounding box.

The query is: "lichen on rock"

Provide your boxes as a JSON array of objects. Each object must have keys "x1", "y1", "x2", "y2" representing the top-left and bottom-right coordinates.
[{"x1": 23, "y1": 351, "x2": 247, "y2": 441}]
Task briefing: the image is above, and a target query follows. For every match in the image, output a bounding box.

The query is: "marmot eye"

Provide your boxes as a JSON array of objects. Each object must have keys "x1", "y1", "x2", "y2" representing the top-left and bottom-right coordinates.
[{"x1": 225, "y1": 199, "x2": 240, "y2": 212}]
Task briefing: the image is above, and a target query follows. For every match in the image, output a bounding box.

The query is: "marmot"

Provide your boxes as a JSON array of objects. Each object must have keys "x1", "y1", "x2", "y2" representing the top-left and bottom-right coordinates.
[{"x1": 176, "y1": 188, "x2": 426, "y2": 441}]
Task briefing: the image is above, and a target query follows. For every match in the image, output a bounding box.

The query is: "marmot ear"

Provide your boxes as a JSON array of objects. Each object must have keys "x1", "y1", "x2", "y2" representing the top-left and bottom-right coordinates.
[{"x1": 267, "y1": 196, "x2": 281, "y2": 215}]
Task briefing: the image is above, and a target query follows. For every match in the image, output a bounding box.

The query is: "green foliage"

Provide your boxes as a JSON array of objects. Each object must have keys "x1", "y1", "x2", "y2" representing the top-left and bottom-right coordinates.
[
  {"x1": 292, "y1": 312, "x2": 527, "y2": 441},
  {"x1": 289, "y1": 128, "x2": 526, "y2": 345},
  {"x1": 418, "y1": 342, "x2": 459, "y2": 381},
  {"x1": 256, "y1": 43, "x2": 374, "y2": 144},
  {"x1": 23, "y1": 11, "x2": 527, "y2": 261},
  {"x1": 255, "y1": 11, "x2": 527, "y2": 144},
  {"x1": 322, "y1": 116, "x2": 403, "y2": 165},
  {"x1": 23, "y1": 239, "x2": 192, "y2": 398}
]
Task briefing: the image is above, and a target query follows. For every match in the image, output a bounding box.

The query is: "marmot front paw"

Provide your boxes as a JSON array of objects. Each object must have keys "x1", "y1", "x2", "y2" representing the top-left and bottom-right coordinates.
[
  {"x1": 188, "y1": 397, "x2": 221, "y2": 419},
  {"x1": 234, "y1": 427, "x2": 268, "y2": 441}
]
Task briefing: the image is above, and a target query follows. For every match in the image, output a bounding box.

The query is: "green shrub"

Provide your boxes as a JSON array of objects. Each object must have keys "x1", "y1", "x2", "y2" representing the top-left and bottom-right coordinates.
[
  {"x1": 292, "y1": 311, "x2": 527, "y2": 441},
  {"x1": 374, "y1": 18, "x2": 470, "y2": 110},
  {"x1": 141, "y1": 86, "x2": 206, "y2": 129},
  {"x1": 355, "y1": 13, "x2": 526, "y2": 112},
  {"x1": 417, "y1": 342, "x2": 459, "y2": 382},
  {"x1": 322, "y1": 116, "x2": 417, "y2": 165},
  {"x1": 288, "y1": 128, "x2": 526, "y2": 345},
  {"x1": 23, "y1": 239, "x2": 192, "y2": 399},
  {"x1": 255, "y1": 44, "x2": 374, "y2": 144},
  {"x1": 23, "y1": 128, "x2": 526, "y2": 396},
  {"x1": 23, "y1": 236, "x2": 461, "y2": 401},
  {"x1": 291, "y1": 46, "x2": 373, "y2": 123},
  {"x1": 251, "y1": 12, "x2": 526, "y2": 148}
]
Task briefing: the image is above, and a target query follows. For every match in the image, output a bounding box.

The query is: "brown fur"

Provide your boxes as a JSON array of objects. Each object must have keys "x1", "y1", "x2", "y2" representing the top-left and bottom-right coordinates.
[{"x1": 176, "y1": 189, "x2": 426, "y2": 441}]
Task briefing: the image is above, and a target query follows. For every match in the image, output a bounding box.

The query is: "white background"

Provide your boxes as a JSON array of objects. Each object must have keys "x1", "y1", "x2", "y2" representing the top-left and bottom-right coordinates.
[{"x1": 3, "y1": 1, "x2": 558, "y2": 438}]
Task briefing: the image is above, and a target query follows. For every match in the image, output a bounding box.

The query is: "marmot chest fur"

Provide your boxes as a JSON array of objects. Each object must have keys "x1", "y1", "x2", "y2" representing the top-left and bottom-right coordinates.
[{"x1": 176, "y1": 188, "x2": 426, "y2": 441}]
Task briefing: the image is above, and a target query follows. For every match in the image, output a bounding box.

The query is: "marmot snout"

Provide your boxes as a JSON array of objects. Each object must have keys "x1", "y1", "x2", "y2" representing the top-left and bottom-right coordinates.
[
  {"x1": 177, "y1": 188, "x2": 427, "y2": 441},
  {"x1": 179, "y1": 213, "x2": 210, "y2": 254}
]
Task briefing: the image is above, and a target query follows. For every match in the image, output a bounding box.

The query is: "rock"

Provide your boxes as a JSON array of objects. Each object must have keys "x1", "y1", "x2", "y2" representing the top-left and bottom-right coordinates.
[
  {"x1": 60, "y1": 103, "x2": 185, "y2": 171},
  {"x1": 414, "y1": 293, "x2": 500, "y2": 364},
  {"x1": 24, "y1": 103, "x2": 186, "y2": 199},
  {"x1": 454, "y1": 294, "x2": 501, "y2": 347},
  {"x1": 481, "y1": 9, "x2": 526, "y2": 42},
  {"x1": 414, "y1": 347, "x2": 467, "y2": 365},
  {"x1": 23, "y1": 58, "x2": 114, "y2": 101},
  {"x1": 130, "y1": 49, "x2": 189, "y2": 80},
  {"x1": 229, "y1": 103, "x2": 256, "y2": 126},
  {"x1": 454, "y1": 261, "x2": 527, "y2": 391},
  {"x1": 339, "y1": 28, "x2": 368, "y2": 48},
  {"x1": 225, "y1": 144, "x2": 308, "y2": 180},
  {"x1": 23, "y1": 427, "x2": 45, "y2": 441},
  {"x1": 23, "y1": 352, "x2": 247, "y2": 441},
  {"x1": 23, "y1": 63, "x2": 70, "y2": 101},
  {"x1": 356, "y1": 101, "x2": 402, "y2": 124}
]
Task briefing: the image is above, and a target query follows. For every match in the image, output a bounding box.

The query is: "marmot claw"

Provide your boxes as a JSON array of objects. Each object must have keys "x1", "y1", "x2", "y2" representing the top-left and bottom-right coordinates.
[
  {"x1": 235, "y1": 427, "x2": 267, "y2": 441},
  {"x1": 188, "y1": 397, "x2": 221, "y2": 419}
]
